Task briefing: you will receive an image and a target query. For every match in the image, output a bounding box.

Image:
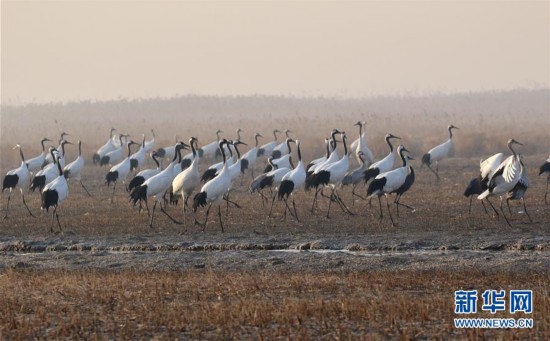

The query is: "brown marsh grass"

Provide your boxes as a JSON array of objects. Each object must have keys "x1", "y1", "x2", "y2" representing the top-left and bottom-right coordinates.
[{"x1": 0, "y1": 269, "x2": 548, "y2": 339}]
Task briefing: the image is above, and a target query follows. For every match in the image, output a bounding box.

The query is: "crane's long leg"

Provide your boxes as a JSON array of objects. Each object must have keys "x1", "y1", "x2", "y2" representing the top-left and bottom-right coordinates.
[
  {"x1": 385, "y1": 195, "x2": 395, "y2": 226},
  {"x1": 110, "y1": 181, "x2": 117, "y2": 203},
  {"x1": 3, "y1": 191, "x2": 12, "y2": 219},
  {"x1": 351, "y1": 185, "x2": 366, "y2": 205},
  {"x1": 269, "y1": 192, "x2": 277, "y2": 217},
  {"x1": 499, "y1": 202, "x2": 512, "y2": 227},
  {"x1": 468, "y1": 196, "x2": 473, "y2": 215},
  {"x1": 202, "y1": 203, "x2": 213, "y2": 232},
  {"x1": 311, "y1": 188, "x2": 320, "y2": 213},
  {"x1": 377, "y1": 196, "x2": 384, "y2": 222},
  {"x1": 282, "y1": 198, "x2": 295, "y2": 221},
  {"x1": 291, "y1": 194, "x2": 299, "y2": 222},
  {"x1": 258, "y1": 191, "x2": 267, "y2": 207},
  {"x1": 182, "y1": 193, "x2": 187, "y2": 227},
  {"x1": 485, "y1": 198, "x2": 500, "y2": 221},
  {"x1": 395, "y1": 194, "x2": 415, "y2": 216},
  {"x1": 79, "y1": 180, "x2": 93, "y2": 197},
  {"x1": 326, "y1": 188, "x2": 335, "y2": 218},
  {"x1": 50, "y1": 208, "x2": 55, "y2": 232},
  {"x1": 20, "y1": 189, "x2": 35, "y2": 217},
  {"x1": 480, "y1": 200, "x2": 489, "y2": 215},
  {"x1": 149, "y1": 201, "x2": 157, "y2": 228},
  {"x1": 160, "y1": 201, "x2": 182, "y2": 225},
  {"x1": 545, "y1": 177, "x2": 549, "y2": 205},
  {"x1": 426, "y1": 164, "x2": 440, "y2": 181},
  {"x1": 218, "y1": 205, "x2": 224, "y2": 233},
  {"x1": 506, "y1": 198, "x2": 513, "y2": 217},
  {"x1": 55, "y1": 208, "x2": 62, "y2": 232},
  {"x1": 335, "y1": 189, "x2": 354, "y2": 215},
  {"x1": 521, "y1": 198, "x2": 533, "y2": 222}
]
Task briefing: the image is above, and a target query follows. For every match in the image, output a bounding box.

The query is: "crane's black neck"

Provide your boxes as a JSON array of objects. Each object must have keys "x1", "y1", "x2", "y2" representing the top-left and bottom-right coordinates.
[
  {"x1": 273, "y1": 130, "x2": 278, "y2": 141},
  {"x1": 234, "y1": 143, "x2": 241, "y2": 159},
  {"x1": 286, "y1": 139, "x2": 292, "y2": 155},
  {"x1": 220, "y1": 142, "x2": 227, "y2": 164},
  {"x1": 142, "y1": 135, "x2": 145, "y2": 147},
  {"x1": 386, "y1": 136, "x2": 394, "y2": 153},
  {"x1": 325, "y1": 140, "x2": 330, "y2": 158},
  {"x1": 190, "y1": 139, "x2": 196, "y2": 158},
  {"x1": 78, "y1": 141, "x2": 82, "y2": 156},
  {"x1": 255, "y1": 135, "x2": 259, "y2": 147},
  {"x1": 216, "y1": 131, "x2": 221, "y2": 140},
  {"x1": 127, "y1": 143, "x2": 133, "y2": 158},
  {"x1": 448, "y1": 126, "x2": 454, "y2": 139},
  {"x1": 50, "y1": 148, "x2": 57, "y2": 164},
  {"x1": 152, "y1": 153, "x2": 160, "y2": 168},
  {"x1": 57, "y1": 155, "x2": 63, "y2": 176},
  {"x1": 399, "y1": 148, "x2": 407, "y2": 167},
  {"x1": 41, "y1": 139, "x2": 47, "y2": 152},
  {"x1": 19, "y1": 148, "x2": 25, "y2": 162},
  {"x1": 342, "y1": 135, "x2": 348, "y2": 156},
  {"x1": 297, "y1": 142, "x2": 302, "y2": 162},
  {"x1": 61, "y1": 142, "x2": 67, "y2": 156},
  {"x1": 358, "y1": 123, "x2": 363, "y2": 136},
  {"x1": 289, "y1": 156, "x2": 295, "y2": 170}
]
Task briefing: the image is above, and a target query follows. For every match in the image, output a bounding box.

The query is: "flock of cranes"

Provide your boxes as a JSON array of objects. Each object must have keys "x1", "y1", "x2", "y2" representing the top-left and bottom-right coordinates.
[{"x1": 2, "y1": 124, "x2": 550, "y2": 232}]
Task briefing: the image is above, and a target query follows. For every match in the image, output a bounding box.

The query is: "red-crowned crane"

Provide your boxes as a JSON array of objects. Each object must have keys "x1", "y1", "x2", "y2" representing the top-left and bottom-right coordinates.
[
  {"x1": 257, "y1": 129, "x2": 281, "y2": 157},
  {"x1": 127, "y1": 151, "x2": 161, "y2": 192},
  {"x1": 363, "y1": 133, "x2": 401, "y2": 184},
  {"x1": 31, "y1": 141, "x2": 72, "y2": 192},
  {"x1": 350, "y1": 121, "x2": 374, "y2": 167},
  {"x1": 130, "y1": 134, "x2": 147, "y2": 172},
  {"x1": 193, "y1": 139, "x2": 233, "y2": 232},
  {"x1": 105, "y1": 140, "x2": 139, "y2": 202},
  {"x1": 367, "y1": 145, "x2": 410, "y2": 226},
  {"x1": 2, "y1": 145, "x2": 35, "y2": 218},
  {"x1": 63, "y1": 140, "x2": 92, "y2": 197},
  {"x1": 129, "y1": 142, "x2": 189, "y2": 228},
  {"x1": 44, "y1": 132, "x2": 70, "y2": 166},
  {"x1": 342, "y1": 151, "x2": 368, "y2": 204},
  {"x1": 391, "y1": 155, "x2": 416, "y2": 216},
  {"x1": 271, "y1": 129, "x2": 292, "y2": 159},
  {"x1": 505, "y1": 155, "x2": 532, "y2": 222},
  {"x1": 463, "y1": 152, "x2": 504, "y2": 214},
  {"x1": 26, "y1": 137, "x2": 52, "y2": 174},
  {"x1": 100, "y1": 134, "x2": 129, "y2": 166},
  {"x1": 421, "y1": 124, "x2": 459, "y2": 181},
  {"x1": 276, "y1": 140, "x2": 307, "y2": 221},
  {"x1": 240, "y1": 133, "x2": 263, "y2": 178},
  {"x1": 93, "y1": 128, "x2": 117, "y2": 165},
  {"x1": 171, "y1": 138, "x2": 200, "y2": 225},
  {"x1": 41, "y1": 151, "x2": 69, "y2": 232},
  {"x1": 477, "y1": 139, "x2": 523, "y2": 227}
]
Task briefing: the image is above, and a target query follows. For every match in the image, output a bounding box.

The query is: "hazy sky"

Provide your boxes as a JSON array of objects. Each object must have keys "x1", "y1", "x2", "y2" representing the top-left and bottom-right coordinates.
[{"x1": 2, "y1": 1, "x2": 549, "y2": 104}]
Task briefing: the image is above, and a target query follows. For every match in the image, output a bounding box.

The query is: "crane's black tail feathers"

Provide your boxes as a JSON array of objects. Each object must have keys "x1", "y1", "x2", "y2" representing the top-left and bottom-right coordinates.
[
  {"x1": 181, "y1": 159, "x2": 192, "y2": 171},
  {"x1": 271, "y1": 150, "x2": 282, "y2": 159},
  {"x1": 105, "y1": 171, "x2": 118, "y2": 186},
  {"x1": 240, "y1": 159, "x2": 249, "y2": 173},
  {"x1": 156, "y1": 148, "x2": 166, "y2": 158},
  {"x1": 363, "y1": 168, "x2": 379, "y2": 183},
  {"x1": 129, "y1": 185, "x2": 147, "y2": 206},
  {"x1": 30, "y1": 175, "x2": 46, "y2": 192},
  {"x1": 130, "y1": 159, "x2": 138, "y2": 172},
  {"x1": 201, "y1": 168, "x2": 217, "y2": 183},
  {"x1": 540, "y1": 162, "x2": 550, "y2": 176},
  {"x1": 367, "y1": 177, "x2": 386, "y2": 197},
  {"x1": 63, "y1": 170, "x2": 71, "y2": 179},
  {"x1": 100, "y1": 156, "x2": 110, "y2": 166},
  {"x1": 2, "y1": 174, "x2": 18, "y2": 191},
  {"x1": 41, "y1": 189, "x2": 58, "y2": 212},
  {"x1": 278, "y1": 180, "x2": 294, "y2": 200},
  {"x1": 193, "y1": 191, "x2": 208, "y2": 212},
  {"x1": 128, "y1": 176, "x2": 145, "y2": 192},
  {"x1": 464, "y1": 177, "x2": 483, "y2": 197},
  {"x1": 92, "y1": 153, "x2": 100, "y2": 165},
  {"x1": 421, "y1": 153, "x2": 431, "y2": 167}
]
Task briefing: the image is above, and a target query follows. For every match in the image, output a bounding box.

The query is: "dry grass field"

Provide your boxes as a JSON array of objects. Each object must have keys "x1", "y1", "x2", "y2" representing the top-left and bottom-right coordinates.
[{"x1": 1, "y1": 89, "x2": 549, "y2": 338}]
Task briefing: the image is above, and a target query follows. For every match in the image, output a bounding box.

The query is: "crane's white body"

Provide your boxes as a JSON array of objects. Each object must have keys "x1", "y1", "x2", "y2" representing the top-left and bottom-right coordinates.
[
  {"x1": 35, "y1": 157, "x2": 63, "y2": 187},
  {"x1": 272, "y1": 154, "x2": 292, "y2": 170},
  {"x1": 42, "y1": 171, "x2": 69, "y2": 207},
  {"x1": 172, "y1": 153, "x2": 200, "y2": 201},
  {"x1": 370, "y1": 160, "x2": 409, "y2": 196},
  {"x1": 63, "y1": 153, "x2": 84, "y2": 181},
  {"x1": 96, "y1": 134, "x2": 119, "y2": 159},
  {"x1": 312, "y1": 149, "x2": 339, "y2": 173},
  {"x1": 367, "y1": 150, "x2": 394, "y2": 174},
  {"x1": 478, "y1": 154, "x2": 522, "y2": 199},
  {"x1": 130, "y1": 141, "x2": 147, "y2": 169},
  {"x1": 27, "y1": 152, "x2": 48, "y2": 173},
  {"x1": 109, "y1": 155, "x2": 132, "y2": 182},
  {"x1": 480, "y1": 153, "x2": 504, "y2": 181},
  {"x1": 427, "y1": 138, "x2": 454, "y2": 163},
  {"x1": 141, "y1": 160, "x2": 179, "y2": 202},
  {"x1": 281, "y1": 159, "x2": 306, "y2": 192},
  {"x1": 200, "y1": 163, "x2": 232, "y2": 206},
  {"x1": 5, "y1": 161, "x2": 30, "y2": 191},
  {"x1": 104, "y1": 144, "x2": 125, "y2": 165},
  {"x1": 144, "y1": 130, "x2": 155, "y2": 153}
]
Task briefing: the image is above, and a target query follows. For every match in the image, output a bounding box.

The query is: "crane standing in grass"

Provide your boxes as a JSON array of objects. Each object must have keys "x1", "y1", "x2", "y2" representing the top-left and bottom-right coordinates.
[
  {"x1": 41, "y1": 152, "x2": 69, "y2": 232},
  {"x1": 63, "y1": 140, "x2": 93, "y2": 197},
  {"x1": 2, "y1": 145, "x2": 35, "y2": 219},
  {"x1": 421, "y1": 124, "x2": 459, "y2": 181},
  {"x1": 477, "y1": 139, "x2": 523, "y2": 227}
]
